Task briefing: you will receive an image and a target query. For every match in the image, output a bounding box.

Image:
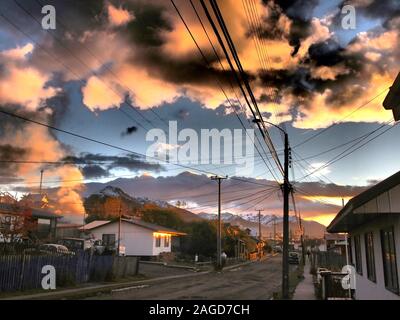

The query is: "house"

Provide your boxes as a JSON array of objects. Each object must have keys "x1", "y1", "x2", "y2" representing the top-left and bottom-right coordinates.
[
  {"x1": 0, "y1": 203, "x2": 60, "y2": 241},
  {"x1": 327, "y1": 170, "x2": 400, "y2": 300},
  {"x1": 81, "y1": 218, "x2": 186, "y2": 256},
  {"x1": 323, "y1": 233, "x2": 347, "y2": 256},
  {"x1": 56, "y1": 223, "x2": 82, "y2": 238}
]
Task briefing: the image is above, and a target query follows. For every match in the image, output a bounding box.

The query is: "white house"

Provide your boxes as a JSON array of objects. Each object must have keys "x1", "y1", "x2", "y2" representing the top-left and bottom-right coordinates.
[
  {"x1": 81, "y1": 218, "x2": 186, "y2": 256},
  {"x1": 327, "y1": 170, "x2": 400, "y2": 300}
]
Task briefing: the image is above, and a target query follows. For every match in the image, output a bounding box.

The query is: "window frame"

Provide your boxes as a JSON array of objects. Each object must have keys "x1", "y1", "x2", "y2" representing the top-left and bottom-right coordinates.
[
  {"x1": 164, "y1": 235, "x2": 170, "y2": 248},
  {"x1": 155, "y1": 234, "x2": 161, "y2": 247},
  {"x1": 380, "y1": 226, "x2": 399, "y2": 294},
  {"x1": 102, "y1": 233, "x2": 116, "y2": 247},
  {"x1": 364, "y1": 232, "x2": 376, "y2": 283},
  {"x1": 354, "y1": 234, "x2": 363, "y2": 275}
]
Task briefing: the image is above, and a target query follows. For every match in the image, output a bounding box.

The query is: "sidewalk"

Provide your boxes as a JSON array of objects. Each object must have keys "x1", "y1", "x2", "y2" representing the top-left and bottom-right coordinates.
[{"x1": 292, "y1": 262, "x2": 316, "y2": 300}]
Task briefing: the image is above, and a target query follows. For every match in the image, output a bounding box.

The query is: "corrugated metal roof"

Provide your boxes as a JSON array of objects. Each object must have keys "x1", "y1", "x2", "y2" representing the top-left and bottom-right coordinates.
[
  {"x1": 327, "y1": 170, "x2": 400, "y2": 233},
  {"x1": 79, "y1": 220, "x2": 110, "y2": 230}
]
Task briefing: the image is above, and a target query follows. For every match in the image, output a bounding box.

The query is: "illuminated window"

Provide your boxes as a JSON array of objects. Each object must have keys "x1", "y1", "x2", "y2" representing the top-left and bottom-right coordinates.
[
  {"x1": 155, "y1": 235, "x2": 161, "y2": 247},
  {"x1": 164, "y1": 235, "x2": 170, "y2": 247}
]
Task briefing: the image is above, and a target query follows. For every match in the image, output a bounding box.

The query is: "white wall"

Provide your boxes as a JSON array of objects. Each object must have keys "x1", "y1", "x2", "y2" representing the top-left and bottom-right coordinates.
[
  {"x1": 89, "y1": 221, "x2": 171, "y2": 256},
  {"x1": 350, "y1": 215, "x2": 400, "y2": 300}
]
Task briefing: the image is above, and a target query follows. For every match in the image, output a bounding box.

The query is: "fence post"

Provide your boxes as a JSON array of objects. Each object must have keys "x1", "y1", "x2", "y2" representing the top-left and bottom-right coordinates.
[{"x1": 19, "y1": 253, "x2": 26, "y2": 291}]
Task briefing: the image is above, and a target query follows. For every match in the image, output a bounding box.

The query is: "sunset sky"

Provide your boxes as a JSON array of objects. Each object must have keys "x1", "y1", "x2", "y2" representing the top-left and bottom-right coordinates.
[{"x1": 1, "y1": 0, "x2": 399, "y2": 226}]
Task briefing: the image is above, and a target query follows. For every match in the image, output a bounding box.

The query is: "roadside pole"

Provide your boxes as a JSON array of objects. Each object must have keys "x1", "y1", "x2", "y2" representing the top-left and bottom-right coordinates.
[
  {"x1": 211, "y1": 175, "x2": 227, "y2": 269},
  {"x1": 282, "y1": 131, "x2": 290, "y2": 299},
  {"x1": 117, "y1": 201, "x2": 122, "y2": 256},
  {"x1": 257, "y1": 209, "x2": 264, "y2": 259}
]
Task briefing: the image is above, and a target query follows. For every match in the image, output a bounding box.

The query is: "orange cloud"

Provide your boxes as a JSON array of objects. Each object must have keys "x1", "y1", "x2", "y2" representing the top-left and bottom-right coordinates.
[{"x1": 107, "y1": 4, "x2": 134, "y2": 27}]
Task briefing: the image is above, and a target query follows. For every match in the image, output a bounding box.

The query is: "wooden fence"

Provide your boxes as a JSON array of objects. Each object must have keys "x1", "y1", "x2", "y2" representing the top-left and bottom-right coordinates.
[
  {"x1": 0, "y1": 253, "x2": 139, "y2": 292},
  {"x1": 311, "y1": 251, "x2": 347, "y2": 273}
]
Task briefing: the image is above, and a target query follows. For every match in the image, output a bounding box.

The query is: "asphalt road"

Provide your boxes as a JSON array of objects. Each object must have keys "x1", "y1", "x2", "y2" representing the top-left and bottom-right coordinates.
[{"x1": 95, "y1": 255, "x2": 283, "y2": 300}]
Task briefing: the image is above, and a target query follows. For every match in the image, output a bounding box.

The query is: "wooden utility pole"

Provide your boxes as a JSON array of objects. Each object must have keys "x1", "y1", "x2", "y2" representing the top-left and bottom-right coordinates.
[
  {"x1": 282, "y1": 130, "x2": 291, "y2": 299},
  {"x1": 256, "y1": 209, "x2": 264, "y2": 259},
  {"x1": 117, "y1": 200, "x2": 122, "y2": 256},
  {"x1": 211, "y1": 175, "x2": 227, "y2": 269},
  {"x1": 39, "y1": 169, "x2": 44, "y2": 195},
  {"x1": 257, "y1": 209, "x2": 264, "y2": 241}
]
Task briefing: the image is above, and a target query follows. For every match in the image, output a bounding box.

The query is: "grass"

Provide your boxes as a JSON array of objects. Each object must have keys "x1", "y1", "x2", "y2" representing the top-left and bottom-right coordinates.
[{"x1": 272, "y1": 263, "x2": 305, "y2": 300}]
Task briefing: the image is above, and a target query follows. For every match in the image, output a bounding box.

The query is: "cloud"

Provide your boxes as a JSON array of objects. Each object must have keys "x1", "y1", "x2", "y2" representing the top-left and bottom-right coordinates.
[
  {"x1": 0, "y1": 43, "x2": 59, "y2": 110},
  {"x1": 63, "y1": 152, "x2": 164, "y2": 177},
  {"x1": 107, "y1": 4, "x2": 134, "y2": 27}
]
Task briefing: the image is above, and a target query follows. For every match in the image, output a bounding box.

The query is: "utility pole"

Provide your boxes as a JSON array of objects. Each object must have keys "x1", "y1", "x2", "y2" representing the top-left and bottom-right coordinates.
[
  {"x1": 299, "y1": 210, "x2": 305, "y2": 266},
  {"x1": 282, "y1": 129, "x2": 291, "y2": 299},
  {"x1": 257, "y1": 209, "x2": 264, "y2": 259},
  {"x1": 117, "y1": 200, "x2": 122, "y2": 256},
  {"x1": 257, "y1": 120, "x2": 291, "y2": 299},
  {"x1": 39, "y1": 169, "x2": 44, "y2": 195},
  {"x1": 273, "y1": 216, "x2": 276, "y2": 245},
  {"x1": 211, "y1": 175, "x2": 227, "y2": 269}
]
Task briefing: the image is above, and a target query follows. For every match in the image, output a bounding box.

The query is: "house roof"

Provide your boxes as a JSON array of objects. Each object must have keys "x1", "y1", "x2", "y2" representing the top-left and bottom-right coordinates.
[
  {"x1": 81, "y1": 218, "x2": 187, "y2": 236},
  {"x1": 324, "y1": 233, "x2": 346, "y2": 241},
  {"x1": 0, "y1": 203, "x2": 60, "y2": 219},
  {"x1": 327, "y1": 170, "x2": 400, "y2": 233},
  {"x1": 79, "y1": 220, "x2": 110, "y2": 230}
]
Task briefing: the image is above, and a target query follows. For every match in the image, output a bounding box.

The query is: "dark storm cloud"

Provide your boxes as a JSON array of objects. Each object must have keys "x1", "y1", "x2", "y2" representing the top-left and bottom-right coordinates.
[
  {"x1": 0, "y1": 144, "x2": 28, "y2": 184},
  {"x1": 269, "y1": 0, "x2": 320, "y2": 56},
  {"x1": 63, "y1": 153, "x2": 164, "y2": 177},
  {"x1": 80, "y1": 165, "x2": 109, "y2": 179}
]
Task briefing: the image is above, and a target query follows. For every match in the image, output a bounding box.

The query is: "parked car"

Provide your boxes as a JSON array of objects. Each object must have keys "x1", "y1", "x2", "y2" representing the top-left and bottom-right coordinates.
[
  {"x1": 273, "y1": 245, "x2": 282, "y2": 253},
  {"x1": 288, "y1": 251, "x2": 300, "y2": 264},
  {"x1": 24, "y1": 244, "x2": 75, "y2": 256},
  {"x1": 57, "y1": 238, "x2": 93, "y2": 252}
]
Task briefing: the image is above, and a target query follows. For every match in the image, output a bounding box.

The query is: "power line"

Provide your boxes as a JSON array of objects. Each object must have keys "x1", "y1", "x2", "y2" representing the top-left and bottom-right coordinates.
[
  {"x1": 0, "y1": 107, "x2": 274, "y2": 188},
  {"x1": 297, "y1": 120, "x2": 397, "y2": 181},
  {"x1": 199, "y1": 0, "x2": 284, "y2": 177},
  {"x1": 171, "y1": 0, "x2": 280, "y2": 184},
  {"x1": 293, "y1": 88, "x2": 390, "y2": 149}
]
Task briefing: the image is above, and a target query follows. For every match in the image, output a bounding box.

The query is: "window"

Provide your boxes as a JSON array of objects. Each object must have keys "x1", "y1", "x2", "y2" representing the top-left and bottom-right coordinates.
[
  {"x1": 102, "y1": 234, "x2": 116, "y2": 247},
  {"x1": 164, "y1": 235, "x2": 170, "y2": 247},
  {"x1": 348, "y1": 237, "x2": 353, "y2": 266},
  {"x1": 155, "y1": 235, "x2": 161, "y2": 247},
  {"x1": 354, "y1": 235, "x2": 363, "y2": 275},
  {"x1": 365, "y1": 232, "x2": 376, "y2": 282},
  {"x1": 381, "y1": 227, "x2": 399, "y2": 294}
]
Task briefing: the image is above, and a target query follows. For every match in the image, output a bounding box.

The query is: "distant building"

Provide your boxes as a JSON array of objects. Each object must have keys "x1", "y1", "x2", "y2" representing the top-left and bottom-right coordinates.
[
  {"x1": 323, "y1": 233, "x2": 347, "y2": 256},
  {"x1": 56, "y1": 223, "x2": 82, "y2": 239},
  {"x1": 81, "y1": 218, "x2": 186, "y2": 256},
  {"x1": 327, "y1": 170, "x2": 400, "y2": 300},
  {"x1": 0, "y1": 203, "x2": 60, "y2": 242}
]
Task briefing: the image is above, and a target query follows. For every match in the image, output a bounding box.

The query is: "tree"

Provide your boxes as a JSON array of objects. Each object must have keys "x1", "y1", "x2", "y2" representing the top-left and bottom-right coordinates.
[{"x1": 182, "y1": 221, "x2": 217, "y2": 257}]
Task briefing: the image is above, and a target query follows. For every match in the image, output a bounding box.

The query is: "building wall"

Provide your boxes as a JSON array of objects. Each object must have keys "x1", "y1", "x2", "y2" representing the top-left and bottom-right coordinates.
[
  {"x1": 88, "y1": 221, "x2": 171, "y2": 256},
  {"x1": 350, "y1": 215, "x2": 400, "y2": 300}
]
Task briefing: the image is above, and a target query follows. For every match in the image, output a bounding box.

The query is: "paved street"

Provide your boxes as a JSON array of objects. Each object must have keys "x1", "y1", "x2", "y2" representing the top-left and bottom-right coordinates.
[{"x1": 92, "y1": 255, "x2": 284, "y2": 300}]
